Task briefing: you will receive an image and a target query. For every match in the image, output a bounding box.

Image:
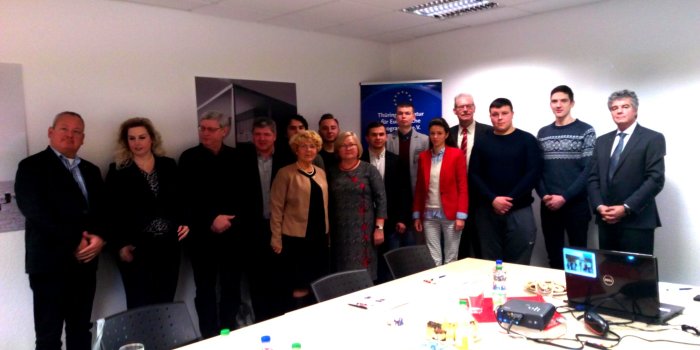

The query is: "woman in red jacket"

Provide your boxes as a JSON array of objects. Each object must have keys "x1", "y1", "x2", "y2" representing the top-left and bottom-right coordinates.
[{"x1": 413, "y1": 118, "x2": 468, "y2": 266}]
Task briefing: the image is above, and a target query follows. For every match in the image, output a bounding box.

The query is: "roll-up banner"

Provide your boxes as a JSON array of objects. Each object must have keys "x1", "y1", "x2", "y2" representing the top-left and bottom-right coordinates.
[{"x1": 360, "y1": 80, "x2": 442, "y2": 146}]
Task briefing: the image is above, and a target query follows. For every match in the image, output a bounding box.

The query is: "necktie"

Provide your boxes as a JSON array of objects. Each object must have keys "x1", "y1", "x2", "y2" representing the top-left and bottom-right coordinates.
[
  {"x1": 608, "y1": 132, "x2": 627, "y2": 181},
  {"x1": 460, "y1": 127, "x2": 468, "y2": 155},
  {"x1": 61, "y1": 156, "x2": 89, "y2": 202}
]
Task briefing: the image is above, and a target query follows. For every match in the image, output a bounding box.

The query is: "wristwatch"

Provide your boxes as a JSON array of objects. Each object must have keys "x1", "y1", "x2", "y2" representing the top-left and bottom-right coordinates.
[
  {"x1": 623, "y1": 204, "x2": 631, "y2": 216},
  {"x1": 375, "y1": 225, "x2": 384, "y2": 230}
]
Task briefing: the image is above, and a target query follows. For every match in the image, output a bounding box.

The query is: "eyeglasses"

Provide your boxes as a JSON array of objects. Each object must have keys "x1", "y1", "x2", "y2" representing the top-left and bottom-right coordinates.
[
  {"x1": 455, "y1": 104, "x2": 475, "y2": 110},
  {"x1": 339, "y1": 143, "x2": 357, "y2": 149},
  {"x1": 198, "y1": 126, "x2": 222, "y2": 133}
]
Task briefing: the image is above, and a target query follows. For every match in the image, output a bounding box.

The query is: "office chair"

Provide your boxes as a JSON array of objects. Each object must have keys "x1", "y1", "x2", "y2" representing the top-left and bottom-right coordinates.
[
  {"x1": 311, "y1": 269, "x2": 374, "y2": 302},
  {"x1": 97, "y1": 302, "x2": 199, "y2": 350},
  {"x1": 384, "y1": 245, "x2": 436, "y2": 280}
]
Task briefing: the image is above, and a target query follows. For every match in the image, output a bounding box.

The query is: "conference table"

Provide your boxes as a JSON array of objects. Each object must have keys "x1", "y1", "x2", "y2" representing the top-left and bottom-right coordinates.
[{"x1": 178, "y1": 258, "x2": 700, "y2": 349}]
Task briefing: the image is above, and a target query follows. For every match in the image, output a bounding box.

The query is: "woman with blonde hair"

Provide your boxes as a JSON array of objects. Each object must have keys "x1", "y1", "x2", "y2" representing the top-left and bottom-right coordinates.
[
  {"x1": 270, "y1": 130, "x2": 329, "y2": 309},
  {"x1": 328, "y1": 131, "x2": 386, "y2": 280},
  {"x1": 105, "y1": 117, "x2": 189, "y2": 309}
]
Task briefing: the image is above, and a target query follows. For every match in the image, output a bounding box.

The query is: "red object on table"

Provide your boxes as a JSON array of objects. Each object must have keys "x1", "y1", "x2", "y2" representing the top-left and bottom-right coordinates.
[{"x1": 472, "y1": 295, "x2": 561, "y2": 330}]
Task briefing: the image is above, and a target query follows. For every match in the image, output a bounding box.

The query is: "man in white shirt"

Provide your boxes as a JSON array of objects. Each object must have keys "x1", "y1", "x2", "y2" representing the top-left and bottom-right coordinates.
[
  {"x1": 362, "y1": 122, "x2": 412, "y2": 280},
  {"x1": 448, "y1": 93, "x2": 492, "y2": 259}
]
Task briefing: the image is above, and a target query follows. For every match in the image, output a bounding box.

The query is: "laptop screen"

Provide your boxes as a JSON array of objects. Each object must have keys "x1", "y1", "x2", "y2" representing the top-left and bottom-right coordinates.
[{"x1": 564, "y1": 247, "x2": 661, "y2": 321}]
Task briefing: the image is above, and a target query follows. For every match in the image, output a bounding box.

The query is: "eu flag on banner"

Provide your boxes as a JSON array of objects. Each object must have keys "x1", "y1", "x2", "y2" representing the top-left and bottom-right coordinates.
[{"x1": 360, "y1": 80, "x2": 442, "y2": 139}]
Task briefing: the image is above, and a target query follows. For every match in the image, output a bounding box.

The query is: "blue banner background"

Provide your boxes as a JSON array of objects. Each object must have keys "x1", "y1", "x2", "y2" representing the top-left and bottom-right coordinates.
[{"x1": 360, "y1": 81, "x2": 442, "y2": 143}]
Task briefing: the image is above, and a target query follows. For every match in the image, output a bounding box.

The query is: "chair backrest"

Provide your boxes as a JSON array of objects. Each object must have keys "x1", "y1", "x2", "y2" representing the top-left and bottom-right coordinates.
[
  {"x1": 99, "y1": 302, "x2": 199, "y2": 350},
  {"x1": 384, "y1": 245, "x2": 436, "y2": 279},
  {"x1": 311, "y1": 269, "x2": 374, "y2": 302}
]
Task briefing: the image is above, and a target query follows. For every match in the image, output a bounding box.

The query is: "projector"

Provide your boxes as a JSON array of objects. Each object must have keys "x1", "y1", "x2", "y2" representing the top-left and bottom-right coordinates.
[{"x1": 496, "y1": 299, "x2": 555, "y2": 330}]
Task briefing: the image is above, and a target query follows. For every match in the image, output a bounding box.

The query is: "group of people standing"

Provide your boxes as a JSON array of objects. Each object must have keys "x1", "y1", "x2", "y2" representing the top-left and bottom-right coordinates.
[{"x1": 15, "y1": 85, "x2": 665, "y2": 350}]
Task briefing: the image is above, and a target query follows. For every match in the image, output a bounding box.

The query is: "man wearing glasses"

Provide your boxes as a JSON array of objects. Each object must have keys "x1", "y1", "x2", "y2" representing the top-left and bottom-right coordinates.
[
  {"x1": 449, "y1": 93, "x2": 492, "y2": 259},
  {"x1": 179, "y1": 111, "x2": 242, "y2": 338}
]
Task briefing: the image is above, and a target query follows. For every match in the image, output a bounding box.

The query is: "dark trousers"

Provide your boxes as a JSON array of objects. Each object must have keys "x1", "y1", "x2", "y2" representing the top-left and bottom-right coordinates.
[
  {"x1": 29, "y1": 265, "x2": 96, "y2": 350},
  {"x1": 247, "y1": 220, "x2": 290, "y2": 322},
  {"x1": 540, "y1": 199, "x2": 591, "y2": 269},
  {"x1": 598, "y1": 224, "x2": 654, "y2": 255},
  {"x1": 458, "y1": 214, "x2": 482, "y2": 259},
  {"x1": 476, "y1": 205, "x2": 537, "y2": 264},
  {"x1": 117, "y1": 235, "x2": 180, "y2": 309},
  {"x1": 188, "y1": 233, "x2": 242, "y2": 339}
]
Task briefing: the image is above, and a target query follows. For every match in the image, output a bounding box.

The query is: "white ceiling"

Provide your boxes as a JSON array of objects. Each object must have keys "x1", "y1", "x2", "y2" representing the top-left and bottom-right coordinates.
[{"x1": 109, "y1": 0, "x2": 605, "y2": 43}]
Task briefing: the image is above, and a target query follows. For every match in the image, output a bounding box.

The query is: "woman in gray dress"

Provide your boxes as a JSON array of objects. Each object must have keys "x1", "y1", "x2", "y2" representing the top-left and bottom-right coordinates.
[{"x1": 328, "y1": 131, "x2": 387, "y2": 280}]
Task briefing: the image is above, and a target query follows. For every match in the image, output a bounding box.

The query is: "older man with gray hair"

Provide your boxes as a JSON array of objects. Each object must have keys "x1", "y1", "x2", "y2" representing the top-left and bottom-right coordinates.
[
  {"x1": 588, "y1": 89, "x2": 666, "y2": 254},
  {"x1": 179, "y1": 111, "x2": 242, "y2": 338}
]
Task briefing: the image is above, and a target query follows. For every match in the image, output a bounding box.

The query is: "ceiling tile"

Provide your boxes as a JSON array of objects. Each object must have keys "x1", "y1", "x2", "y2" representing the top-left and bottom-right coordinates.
[
  {"x1": 116, "y1": 0, "x2": 216, "y2": 11},
  {"x1": 215, "y1": 0, "x2": 333, "y2": 14},
  {"x1": 510, "y1": 0, "x2": 604, "y2": 13},
  {"x1": 322, "y1": 10, "x2": 437, "y2": 38},
  {"x1": 192, "y1": 3, "x2": 277, "y2": 21},
  {"x1": 261, "y1": 1, "x2": 393, "y2": 31},
  {"x1": 446, "y1": 6, "x2": 532, "y2": 27}
]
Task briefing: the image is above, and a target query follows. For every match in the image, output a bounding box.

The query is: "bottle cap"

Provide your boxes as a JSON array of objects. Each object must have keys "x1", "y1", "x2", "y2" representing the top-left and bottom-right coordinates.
[
  {"x1": 292, "y1": 342, "x2": 302, "y2": 349},
  {"x1": 261, "y1": 335, "x2": 271, "y2": 343},
  {"x1": 220, "y1": 328, "x2": 230, "y2": 336},
  {"x1": 459, "y1": 299, "x2": 467, "y2": 306}
]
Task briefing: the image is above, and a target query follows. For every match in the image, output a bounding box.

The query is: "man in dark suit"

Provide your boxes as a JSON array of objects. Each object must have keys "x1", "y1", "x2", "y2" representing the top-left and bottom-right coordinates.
[
  {"x1": 362, "y1": 121, "x2": 411, "y2": 281},
  {"x1": 588, "y1": 89, "x2": 666, "y2": 254},
  {"x1": 449, "y1": 93, "x2": 493, "y2": 259},
  {"x1": 179, "y1": 111, "x2": 241, "y2": 338},
  {"x1": 237, "y1": 117, "x2": 289, "y2": 321},
  {"x1": 15, "y1": 111, "x2": 106, "y2": 350},
  {"x1": 386, "y1": 102, "x2": 429, "y2": 245}
]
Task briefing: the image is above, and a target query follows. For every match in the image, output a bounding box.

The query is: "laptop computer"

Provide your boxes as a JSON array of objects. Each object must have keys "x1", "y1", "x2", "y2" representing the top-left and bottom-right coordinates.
[{"x1": 563, "y1": 247, "x2": 684, "y2": 324}]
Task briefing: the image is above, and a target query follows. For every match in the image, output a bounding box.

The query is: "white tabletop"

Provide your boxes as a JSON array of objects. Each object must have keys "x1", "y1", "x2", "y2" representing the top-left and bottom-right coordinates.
[{"x1": 178, "y1": 258, "x2": 700, "y2": 349}]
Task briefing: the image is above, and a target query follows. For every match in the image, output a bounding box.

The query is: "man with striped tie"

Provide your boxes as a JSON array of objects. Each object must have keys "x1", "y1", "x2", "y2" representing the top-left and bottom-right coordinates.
[{"x1": 449, "y1": 93, "x2": 492, "y2": 259}]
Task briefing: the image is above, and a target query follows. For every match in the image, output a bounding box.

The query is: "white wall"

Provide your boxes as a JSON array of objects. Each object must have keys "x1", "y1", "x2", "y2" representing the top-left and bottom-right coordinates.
[
  {"x1": 390, "y1": 0, "x2": 700, "y2": 285},
  {"x1": 0, "y1": 0, "x2": 389, "y2": 347},
  {"x1": 3, "y1": 0, "x2": 700, "y2": 347}
]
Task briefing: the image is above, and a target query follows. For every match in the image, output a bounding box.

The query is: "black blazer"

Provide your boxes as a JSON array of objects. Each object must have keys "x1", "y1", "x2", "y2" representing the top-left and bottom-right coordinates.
[
  {"x1": 588, "y1": 124, "x2": 665, "y2": 229},
  {"x1": 361, "y1": 149, "x2": 411, "y2": 229},
  {"x1": 15, "y1": 147, "x2": 105, "y2": 274},
  {"x1": 449, "y1": 121, "x2": 493, "y2": 206},
  {"x1": 236, "y1": 143, "x2": 286, "y2": 231},
  {"x1": 105, "y1": 156, "x2": 185, "y2": 250}
]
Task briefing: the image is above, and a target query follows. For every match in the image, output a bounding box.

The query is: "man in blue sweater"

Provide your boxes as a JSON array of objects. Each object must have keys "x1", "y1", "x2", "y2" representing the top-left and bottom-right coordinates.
[
  {"x1": 537, "y1": 85, "x2": 596, "y2": 269},
  {"x1": 470, "y1": 98, "x2": 542, "y2": 264}
]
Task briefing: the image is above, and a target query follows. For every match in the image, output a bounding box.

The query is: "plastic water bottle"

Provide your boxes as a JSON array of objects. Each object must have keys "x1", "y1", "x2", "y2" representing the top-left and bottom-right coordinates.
[
  {"x1": 492, "y1": 260, "x2": 507, "y2": 311},
  {"x1": 261, "y1": 335, "x2": 273, "y2": 350},
  {"x1": 455, "y1": 300, "x2": 471, "y2": 350}
]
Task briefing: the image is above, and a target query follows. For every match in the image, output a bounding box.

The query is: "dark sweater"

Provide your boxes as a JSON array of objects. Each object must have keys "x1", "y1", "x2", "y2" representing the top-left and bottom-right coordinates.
[
  {"x1": 536, "y1": 119, "x2": 596, "y2": 202},
  {"x1": 469, "y1": 129, "x2": 542, "y2": 210}
]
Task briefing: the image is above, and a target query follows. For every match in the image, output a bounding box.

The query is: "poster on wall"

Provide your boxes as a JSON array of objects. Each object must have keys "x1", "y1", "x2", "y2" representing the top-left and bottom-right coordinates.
[
  {"x1": 195, "y1": 77, "x2": 297, "y2": 146},
  {"x1": 360, "y1": 80, "x2": 442, "y2": 144},
  {"x1": 0, "y1": 63, "x2": 29, "y2": 233}
]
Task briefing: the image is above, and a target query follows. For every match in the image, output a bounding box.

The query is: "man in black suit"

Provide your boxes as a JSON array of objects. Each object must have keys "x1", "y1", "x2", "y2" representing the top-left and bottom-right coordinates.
[
  {"x1": 179, "y1": 111, "x2": 241, "y2": 338},
  {"x1": 588, "y1": 89, "x2": 666, "y2": 254},
  {"x1": 362, "y1": 121, "x2": 411, "y2": 281},
  {"x1": 15, "y1": 111, "x2": 106, "y2": 350},
  {"x1": 237, "y1": 117, "x2": 289, "y2": 321},
  {"x1": 449, "y1": 93, "x2": 493, "y2": 259}
]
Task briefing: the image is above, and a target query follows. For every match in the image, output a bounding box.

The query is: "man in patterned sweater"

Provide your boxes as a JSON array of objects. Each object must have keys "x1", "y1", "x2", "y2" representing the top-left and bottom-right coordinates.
[{"x1": 537, "y1": 85, "x2": 596, "y2": 269}]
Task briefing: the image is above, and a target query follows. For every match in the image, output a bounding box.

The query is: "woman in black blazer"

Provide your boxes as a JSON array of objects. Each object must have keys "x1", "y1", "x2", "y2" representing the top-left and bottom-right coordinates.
[{"x1": 105, "y1": 117, "x2": 189, "y2": 309}]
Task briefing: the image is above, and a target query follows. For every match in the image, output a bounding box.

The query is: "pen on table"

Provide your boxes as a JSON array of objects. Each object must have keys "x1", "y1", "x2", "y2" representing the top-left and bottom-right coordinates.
[
  {"x1": 348, "y1": 303, "x2": 367, "y2": 309},
  {"x1": 679, "y1": 287, "x2": 692, "y2": 290},
  {"x1": 423, "y1": 275, "x2": 447, "y2": 284}
]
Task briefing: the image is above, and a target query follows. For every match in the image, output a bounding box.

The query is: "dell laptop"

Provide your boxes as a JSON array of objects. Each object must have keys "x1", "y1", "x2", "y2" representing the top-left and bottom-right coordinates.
[{"x1": 563, "y1": 247, "x2": 684, "y2": 324}]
